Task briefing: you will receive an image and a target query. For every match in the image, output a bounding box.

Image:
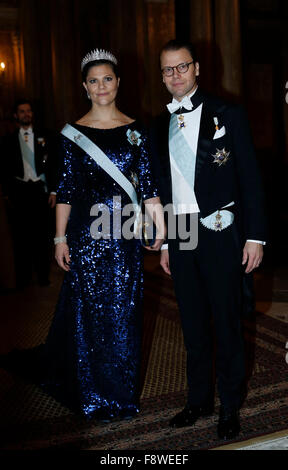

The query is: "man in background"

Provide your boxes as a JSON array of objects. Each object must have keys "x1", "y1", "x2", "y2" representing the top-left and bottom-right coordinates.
[{"x1": 1, "y1": 99, "x2": 57, "y2": 288}]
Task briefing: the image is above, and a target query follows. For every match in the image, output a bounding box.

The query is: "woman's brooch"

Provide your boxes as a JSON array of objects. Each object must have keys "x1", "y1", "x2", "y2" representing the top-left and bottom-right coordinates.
[
  {"x1": 130, "y1": 171, "x2": 139, "y2": 188},
  {"x1": 127, "y1": 129, "x2": 142, "y2": 146}
]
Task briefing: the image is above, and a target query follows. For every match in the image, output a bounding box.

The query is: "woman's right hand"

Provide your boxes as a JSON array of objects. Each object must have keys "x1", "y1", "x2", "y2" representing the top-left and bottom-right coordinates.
[{"x1": 55, "y1": 243, "x2": 71, "y2": 271}]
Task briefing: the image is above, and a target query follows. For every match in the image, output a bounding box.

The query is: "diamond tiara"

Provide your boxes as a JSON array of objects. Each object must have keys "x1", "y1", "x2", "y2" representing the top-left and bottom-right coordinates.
[{"x1": 81, "y1": 48, "x2": 118, "y2": 71}]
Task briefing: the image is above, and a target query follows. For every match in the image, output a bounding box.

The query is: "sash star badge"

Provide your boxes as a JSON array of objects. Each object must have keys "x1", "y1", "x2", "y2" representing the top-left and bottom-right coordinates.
[
  {"x1": 212, "y1": 148, "x2": 230, "y2": 166},
  {"x1": 74, "y1": 134, "x2": 82, "y2": 142},
  {"x1": 214, "y1": 211, "x2": 223, "y2": 231}
]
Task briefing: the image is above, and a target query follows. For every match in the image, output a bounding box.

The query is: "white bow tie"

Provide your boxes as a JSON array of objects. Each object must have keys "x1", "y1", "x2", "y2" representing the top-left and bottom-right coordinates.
[{"x1": 166, "y1": 95, "x2": 193, "y2": 114}]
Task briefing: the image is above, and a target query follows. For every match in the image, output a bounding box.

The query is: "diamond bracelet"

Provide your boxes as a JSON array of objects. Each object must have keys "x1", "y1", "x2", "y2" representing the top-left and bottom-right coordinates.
[{"x1": 54, "y1": 236, "x2": 67, "y2": 245}]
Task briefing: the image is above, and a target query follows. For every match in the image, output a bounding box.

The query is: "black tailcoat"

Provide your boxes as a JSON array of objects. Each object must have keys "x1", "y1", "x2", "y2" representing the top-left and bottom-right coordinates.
[{"x1": 0, "y1": 127, "x2": 57, "y2": 286}]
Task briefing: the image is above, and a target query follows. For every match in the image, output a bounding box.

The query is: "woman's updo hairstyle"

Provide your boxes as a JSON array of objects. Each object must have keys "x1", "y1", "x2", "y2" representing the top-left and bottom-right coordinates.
[{"x1": 82, "y1": 59, "x2": 119, "y2": 82}]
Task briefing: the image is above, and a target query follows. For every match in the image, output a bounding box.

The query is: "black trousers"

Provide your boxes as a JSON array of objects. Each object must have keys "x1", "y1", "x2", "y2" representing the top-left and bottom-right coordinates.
[
  {"x1": 8, "y1": 179, "x2": 52, "y2": 286},
  {"x1": 168, "y1": 215, "x2": 246, "y2": 409}
]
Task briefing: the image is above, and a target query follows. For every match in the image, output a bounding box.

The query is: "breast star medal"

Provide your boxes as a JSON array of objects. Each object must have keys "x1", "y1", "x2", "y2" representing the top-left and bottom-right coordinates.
[
  {"x1": 177, "y1": 114, "x2": 186, "y2": 129},
  {"x1": 212, "y1": 148, "x2": 230, "y2": 166}
]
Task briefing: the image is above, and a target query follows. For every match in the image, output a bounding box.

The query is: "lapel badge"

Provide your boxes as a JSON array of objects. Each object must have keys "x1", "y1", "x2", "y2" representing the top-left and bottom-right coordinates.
[
  {"x1": 213, "y1": 117, "x2": 219, "y2": 131},
  {"x1": 212, "y1": 147, "x2": 230, "y2": 166},
  {"x1": 178, "y1": 114, "x2": 186, "y2": 129},
  {"x1": 37, "y1": 137, "x2": 46, "y2": 146}
]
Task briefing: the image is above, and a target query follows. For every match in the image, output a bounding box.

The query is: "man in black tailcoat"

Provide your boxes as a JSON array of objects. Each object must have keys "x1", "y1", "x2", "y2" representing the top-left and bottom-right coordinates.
[
  {"x1": 150, "y1": 40, "x2": 267, "y2": 440},
  {"x1": 1, "y1": 99, "x2": 57, "y2": 287}
]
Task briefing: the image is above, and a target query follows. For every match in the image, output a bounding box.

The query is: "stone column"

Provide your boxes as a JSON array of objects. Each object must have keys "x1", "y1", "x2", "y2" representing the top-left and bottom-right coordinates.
[{"x1": 214, "y1": 0, "x2": 243, "y2": 99}]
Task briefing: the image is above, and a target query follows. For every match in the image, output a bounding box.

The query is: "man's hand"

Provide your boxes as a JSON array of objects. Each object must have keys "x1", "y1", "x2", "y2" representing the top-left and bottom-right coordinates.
[
  {"x1": 242, "y1": 242, "x2": 263, "y2": 273},
  {"x1": 160, "y1": 248, "x2": 171, "y2": 275},
  {"x1": 48, "y1": 193, "x2": 56, "y2": 208}
]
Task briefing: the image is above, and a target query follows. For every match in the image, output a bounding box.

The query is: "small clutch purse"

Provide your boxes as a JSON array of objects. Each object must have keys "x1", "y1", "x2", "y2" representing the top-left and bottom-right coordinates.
[{"x1": 141, "y1": 218, "x2": 157, "y2": 247}]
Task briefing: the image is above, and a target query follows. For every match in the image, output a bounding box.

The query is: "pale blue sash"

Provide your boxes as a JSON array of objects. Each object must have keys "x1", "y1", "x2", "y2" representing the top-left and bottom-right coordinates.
[
  {"x1": 61, "y1": 124, "x2": 141, "y2": 233},
  {"x1": 18, "y1": 134, "x2": 46, "y2": 184},
  {"x1": 169, "y1": 114, "x2": 197, "y2": 191},
  {"x1": 19, "y1": 135, "x2": 36, "y2": 172}
]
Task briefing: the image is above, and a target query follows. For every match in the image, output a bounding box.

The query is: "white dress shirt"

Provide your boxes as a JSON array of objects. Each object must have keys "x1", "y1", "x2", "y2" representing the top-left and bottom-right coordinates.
[{"x1": 18, "y1": 127, "x2": 44, "y2": 183}]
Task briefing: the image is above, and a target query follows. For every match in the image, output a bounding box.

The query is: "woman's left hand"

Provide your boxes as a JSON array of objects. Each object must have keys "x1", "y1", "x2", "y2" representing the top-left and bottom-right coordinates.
[{"x1": 144, "y1": 234, "x2": 165, "y2": 251}]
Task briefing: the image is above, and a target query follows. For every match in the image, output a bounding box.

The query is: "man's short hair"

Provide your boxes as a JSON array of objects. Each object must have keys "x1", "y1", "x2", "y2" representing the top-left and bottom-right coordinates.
[
  {"x1": 13, "y1": 99, "x2": 33, "y2": 114},
  {"x1": 160, "y1": 39, "x2": 199, "y2": 64}
]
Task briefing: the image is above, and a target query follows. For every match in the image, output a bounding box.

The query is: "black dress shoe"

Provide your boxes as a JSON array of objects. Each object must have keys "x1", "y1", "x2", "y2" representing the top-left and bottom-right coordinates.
[
  {"x1": 169, "y1": 403, "x2": 214, "y2": 428},
  {"x1": 217, "y1": 406, "x2": 240, "y2": 440}
]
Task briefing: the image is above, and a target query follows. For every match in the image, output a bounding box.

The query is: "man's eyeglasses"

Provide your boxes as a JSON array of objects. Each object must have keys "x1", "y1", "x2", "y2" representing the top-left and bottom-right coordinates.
[{"x1": 161, "y1": 61, "x2": 194, "y2": 77}]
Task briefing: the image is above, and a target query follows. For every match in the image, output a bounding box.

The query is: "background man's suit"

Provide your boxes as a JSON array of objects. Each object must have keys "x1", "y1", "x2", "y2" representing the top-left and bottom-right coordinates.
[
  {"x1": 1, "y1": 128, "x2": 57, "y2": 286},
  {"x1": 151, "y1": 87, "x2": 267, "y2": 409}
]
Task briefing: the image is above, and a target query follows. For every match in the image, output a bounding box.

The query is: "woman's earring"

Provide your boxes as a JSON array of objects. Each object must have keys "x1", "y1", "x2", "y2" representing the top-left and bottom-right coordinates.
[{"x1": 87, "y1": 91, "x2": 91, "y2": 100}]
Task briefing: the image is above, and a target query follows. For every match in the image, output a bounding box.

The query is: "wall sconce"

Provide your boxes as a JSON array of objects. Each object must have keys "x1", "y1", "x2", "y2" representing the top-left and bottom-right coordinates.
[{"x1": 0, "y1": 62, "x2": 6, "y2": 73}]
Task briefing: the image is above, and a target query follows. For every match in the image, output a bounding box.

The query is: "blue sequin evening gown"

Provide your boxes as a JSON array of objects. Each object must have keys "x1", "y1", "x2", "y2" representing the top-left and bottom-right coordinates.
[{"x1": 41, "y1": 122, "x2": 158, "y2": 420}]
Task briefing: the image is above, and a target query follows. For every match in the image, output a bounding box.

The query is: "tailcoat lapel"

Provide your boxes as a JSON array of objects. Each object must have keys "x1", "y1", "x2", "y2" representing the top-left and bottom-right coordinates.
[
  {"x1": 187, "y1": 89, "x2": 215, "y2": 182},
  {"x1": 13, "y1": 130, "x2": 25, "y2": 178},
  {"x1": 34, "y1": 130, "x2": 42, "y2": 168},
  {"x1": 194, "y1": 103, "x2": 215, "y2": 181}
]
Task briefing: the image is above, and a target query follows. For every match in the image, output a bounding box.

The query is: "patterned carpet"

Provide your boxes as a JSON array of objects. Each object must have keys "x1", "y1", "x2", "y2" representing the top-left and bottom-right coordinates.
[{"x1": 0, "y1": 255, "x2": 287, "y2": 450}]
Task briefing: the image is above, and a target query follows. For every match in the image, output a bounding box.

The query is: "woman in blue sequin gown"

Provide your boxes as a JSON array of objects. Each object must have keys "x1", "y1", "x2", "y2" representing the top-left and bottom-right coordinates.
[{"x1": 43, "y1": 51, "x2": 164, "y2": 420}]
